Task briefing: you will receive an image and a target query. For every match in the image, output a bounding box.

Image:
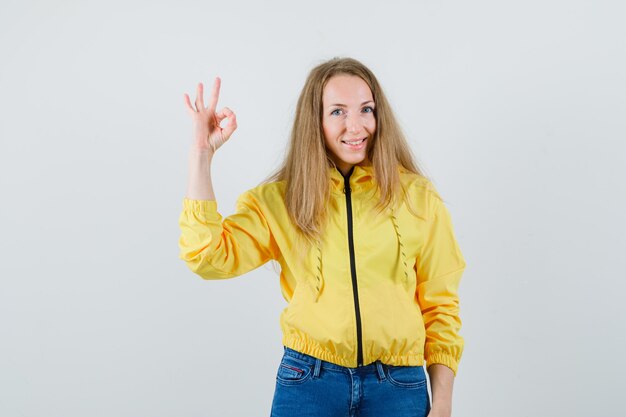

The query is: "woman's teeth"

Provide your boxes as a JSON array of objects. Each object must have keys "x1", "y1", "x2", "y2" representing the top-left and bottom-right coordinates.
[{"x1": 342, "y1": 138, "x2": 365, "y2": 145}]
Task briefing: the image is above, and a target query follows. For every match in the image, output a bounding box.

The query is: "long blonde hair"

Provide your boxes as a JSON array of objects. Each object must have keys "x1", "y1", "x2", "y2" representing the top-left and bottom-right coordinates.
[{"x1": 264, "y1": 57, "x2": 427, "y2": 245}]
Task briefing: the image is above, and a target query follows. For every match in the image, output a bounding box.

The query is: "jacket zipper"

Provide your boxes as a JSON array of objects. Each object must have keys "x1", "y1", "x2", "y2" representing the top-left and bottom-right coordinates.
[{"x1": 343, "y1": 168, "x2": 364, "y2": 367}]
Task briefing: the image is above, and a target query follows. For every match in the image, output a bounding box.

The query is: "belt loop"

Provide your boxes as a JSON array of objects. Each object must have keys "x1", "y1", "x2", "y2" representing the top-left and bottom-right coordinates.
[
  {"x1": 313, "y1": 358, "x2": 322, "y2": 378},
  {"x1": 375, "y1": 361, "x2": 386, "y2": 381}
]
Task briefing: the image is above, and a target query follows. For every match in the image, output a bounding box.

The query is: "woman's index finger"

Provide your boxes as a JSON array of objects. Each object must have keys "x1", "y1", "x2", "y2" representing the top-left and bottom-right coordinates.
[{"x1": 208, "y1": 77, "x2": 221, "y2": 111}]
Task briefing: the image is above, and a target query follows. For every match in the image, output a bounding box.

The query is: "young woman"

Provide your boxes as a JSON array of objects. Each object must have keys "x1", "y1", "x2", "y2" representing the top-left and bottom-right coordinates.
[{"x1": 179, "y1": 57, "x2": 466, "y2": 417}]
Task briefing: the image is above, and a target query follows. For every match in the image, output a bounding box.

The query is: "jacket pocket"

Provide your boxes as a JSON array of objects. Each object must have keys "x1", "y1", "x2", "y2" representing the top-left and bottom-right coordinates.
[{"x1": 385, "y1": 364, "x2": 427, "y2": 389}]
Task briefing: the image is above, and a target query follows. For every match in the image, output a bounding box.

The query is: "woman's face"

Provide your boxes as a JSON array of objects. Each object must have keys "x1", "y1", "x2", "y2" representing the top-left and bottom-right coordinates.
[{"x1": 322, "y1": 75, "x2": 376, "y2": 176}]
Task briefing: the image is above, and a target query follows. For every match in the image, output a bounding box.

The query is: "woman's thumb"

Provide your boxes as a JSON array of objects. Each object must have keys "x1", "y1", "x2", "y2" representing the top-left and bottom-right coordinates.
[{"x1": 222, "y1": 112, "x2": 237, "y2": 139}]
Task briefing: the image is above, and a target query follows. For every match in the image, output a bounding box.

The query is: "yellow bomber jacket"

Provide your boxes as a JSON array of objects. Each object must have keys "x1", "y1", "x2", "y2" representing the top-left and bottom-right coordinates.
[{"x1": 178, "y1": 164, "x2": 466, "y2": 375}]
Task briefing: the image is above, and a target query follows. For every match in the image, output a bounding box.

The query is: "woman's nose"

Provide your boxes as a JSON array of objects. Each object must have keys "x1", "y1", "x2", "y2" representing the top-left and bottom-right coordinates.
[{"x1": 346, "y1": 113, "x2": 362, "y2": 134}]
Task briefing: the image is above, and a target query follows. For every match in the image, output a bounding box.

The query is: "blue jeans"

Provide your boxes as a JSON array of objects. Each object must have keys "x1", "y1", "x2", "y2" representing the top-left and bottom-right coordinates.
[{"x1": 270, "y1": 346, "x2": 431, "y2": 417}]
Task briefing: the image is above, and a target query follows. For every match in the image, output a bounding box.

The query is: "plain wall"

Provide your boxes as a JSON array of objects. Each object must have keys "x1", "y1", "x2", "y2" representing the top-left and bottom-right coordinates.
[{"x1": 1, "y1": 0, "x2": 625, "y2": 416}]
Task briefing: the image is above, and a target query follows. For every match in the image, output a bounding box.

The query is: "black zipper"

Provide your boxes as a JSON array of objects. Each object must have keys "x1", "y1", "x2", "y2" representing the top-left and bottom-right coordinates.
[{"x1": 343, "y1": 167, "x2": 364, "y2": 367}]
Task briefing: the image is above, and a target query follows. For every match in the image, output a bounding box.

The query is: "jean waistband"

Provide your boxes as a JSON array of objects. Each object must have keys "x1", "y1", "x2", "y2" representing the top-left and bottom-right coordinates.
[{"x1": 283, "y1": 346, "x2": 390, "y2": 373}]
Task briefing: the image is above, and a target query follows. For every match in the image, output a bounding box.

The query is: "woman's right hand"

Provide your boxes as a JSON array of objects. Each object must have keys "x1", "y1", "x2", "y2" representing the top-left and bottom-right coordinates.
[{"x1": 183, "y1": 77, "x2": 237, "y2": 154}]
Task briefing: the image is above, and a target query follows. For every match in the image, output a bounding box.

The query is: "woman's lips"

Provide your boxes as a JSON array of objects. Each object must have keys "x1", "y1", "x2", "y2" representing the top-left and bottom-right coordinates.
[{"x1": 341, "y1": 137, "x2": 367, "y2": 150}]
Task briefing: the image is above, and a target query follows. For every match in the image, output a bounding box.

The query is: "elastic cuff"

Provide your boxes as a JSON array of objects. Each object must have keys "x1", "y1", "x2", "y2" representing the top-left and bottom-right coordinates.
[
  {"x1": 182, "y1": 198, "x2": 221, "y2": 221},
  {"x1": 425, "y1": 352, "x2": 459, "y2": 376}
]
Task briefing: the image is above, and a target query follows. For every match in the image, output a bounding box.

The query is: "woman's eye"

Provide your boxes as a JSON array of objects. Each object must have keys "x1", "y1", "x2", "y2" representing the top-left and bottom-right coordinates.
[{"x1": 330, "y1": 107, "x2": 374, "y2": 116}]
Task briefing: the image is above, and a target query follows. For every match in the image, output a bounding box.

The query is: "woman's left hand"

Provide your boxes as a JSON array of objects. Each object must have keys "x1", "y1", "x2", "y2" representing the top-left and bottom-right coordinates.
[
  {"x1": 426, "y1": 363, "x2": 455, "y2": 417},
  {"x1": 426, "y1": 407, "x2": 451, "y2": 417}
]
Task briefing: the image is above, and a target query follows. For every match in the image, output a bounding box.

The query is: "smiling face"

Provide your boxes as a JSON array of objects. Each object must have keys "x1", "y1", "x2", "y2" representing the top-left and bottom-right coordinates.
[{"x1": 322, "y1": 74, "x2": 376, "y2": 176}]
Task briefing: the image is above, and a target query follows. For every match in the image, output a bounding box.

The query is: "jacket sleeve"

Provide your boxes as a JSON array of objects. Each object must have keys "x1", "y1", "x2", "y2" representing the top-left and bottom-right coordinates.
[
  {"x1": 178, "y1": 190, "x2": 278, "y2": 279},
  {"x1": 415, "y1": 192, "x2": 466, "y2": 376}
]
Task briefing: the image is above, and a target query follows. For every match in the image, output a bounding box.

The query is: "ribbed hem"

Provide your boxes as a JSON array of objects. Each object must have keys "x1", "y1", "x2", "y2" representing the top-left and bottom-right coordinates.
[
  {"x1": 283, "y1": 334, "x2": 425, "y2": 368},
  {"x1": 283, "y1": 335, "x2": 353, "y2": 367}
]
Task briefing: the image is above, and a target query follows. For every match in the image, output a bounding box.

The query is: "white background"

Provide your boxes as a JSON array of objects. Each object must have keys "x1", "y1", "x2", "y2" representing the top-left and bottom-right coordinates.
[{"x1": 1, "y1": 0, "x2": 625, "y2": 416}]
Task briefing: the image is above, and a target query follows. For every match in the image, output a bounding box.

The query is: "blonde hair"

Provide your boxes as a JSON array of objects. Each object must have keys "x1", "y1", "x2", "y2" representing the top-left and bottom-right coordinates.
[{"x1": 264, "y1": 57, "x2": 427, "y2": 246}]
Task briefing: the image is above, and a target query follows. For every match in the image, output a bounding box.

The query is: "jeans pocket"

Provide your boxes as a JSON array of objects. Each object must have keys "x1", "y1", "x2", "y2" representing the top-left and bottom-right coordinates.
[
  {"x1": 385, "y1": 364, "x2": 427, "y2": 389},
  {"x1": 276, "y1": 356, "x2": 313, "y2": 386}
]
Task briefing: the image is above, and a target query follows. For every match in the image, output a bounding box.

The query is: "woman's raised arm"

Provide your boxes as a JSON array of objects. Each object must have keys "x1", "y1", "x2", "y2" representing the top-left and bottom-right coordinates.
[{"x1": 183, "y1": 77, "x2": 237, "y2": 200}]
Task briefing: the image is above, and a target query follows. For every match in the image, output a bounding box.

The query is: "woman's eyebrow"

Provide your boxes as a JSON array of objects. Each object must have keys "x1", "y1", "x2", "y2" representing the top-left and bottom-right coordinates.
[{"x1": 327, "y1": 100, "x2": 375, "y2": 107}]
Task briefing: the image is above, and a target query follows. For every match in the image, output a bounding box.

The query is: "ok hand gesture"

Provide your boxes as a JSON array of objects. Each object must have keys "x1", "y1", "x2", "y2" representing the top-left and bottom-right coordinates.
[{"x1": 183, "y1": 77, "x2": 237, "y2": 154}]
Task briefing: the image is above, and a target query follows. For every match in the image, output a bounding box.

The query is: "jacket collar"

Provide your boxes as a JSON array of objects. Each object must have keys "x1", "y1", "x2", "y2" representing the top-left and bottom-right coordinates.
[{"x1": 329, "y1": 164, "x2": 376, "y2": 194}]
